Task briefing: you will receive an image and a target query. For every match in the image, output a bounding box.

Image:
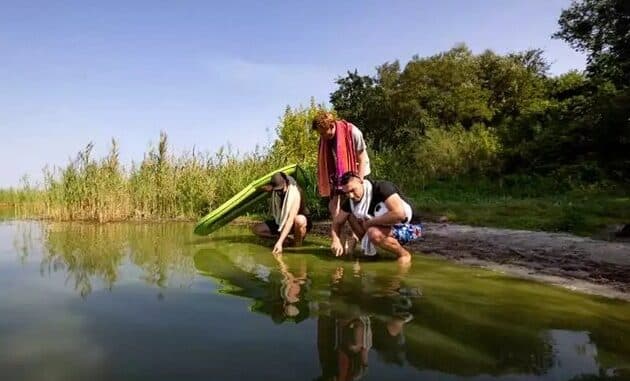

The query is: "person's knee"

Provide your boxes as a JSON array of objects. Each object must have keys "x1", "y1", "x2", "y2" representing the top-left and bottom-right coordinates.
[
  {"x1": 252, "y1": 223, "x2": 266, "y2": 236},
  {"x1": 294, "y1": 215, "x2": 307, "y2": 228},
  {"x1": 367, "y1": 227, "x2": 385, "y2": 243}
]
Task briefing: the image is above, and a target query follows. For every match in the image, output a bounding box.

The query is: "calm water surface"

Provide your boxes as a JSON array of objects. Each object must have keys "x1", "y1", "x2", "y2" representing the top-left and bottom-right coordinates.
[{"x1": 1, "y1": 219, "x2": 629, "y2": 380}]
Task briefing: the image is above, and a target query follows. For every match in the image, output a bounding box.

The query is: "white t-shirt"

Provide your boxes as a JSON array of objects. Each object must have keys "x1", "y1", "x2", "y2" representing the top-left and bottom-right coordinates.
[{"x1": 348, "y1": 124, "x2": 371, "y2": 176}]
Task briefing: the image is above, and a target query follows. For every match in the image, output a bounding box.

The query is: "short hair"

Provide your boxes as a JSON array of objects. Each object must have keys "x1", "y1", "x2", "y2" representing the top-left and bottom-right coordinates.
[
  {"x1": 269, "y1": 172, "x2": 288, "y2": 190},
  {"x1": 340, "y1": 171, "x2": 361, "y2": 186},
  {"x1": 311, "y1": 111, "x2": 331, "y2": 130}
]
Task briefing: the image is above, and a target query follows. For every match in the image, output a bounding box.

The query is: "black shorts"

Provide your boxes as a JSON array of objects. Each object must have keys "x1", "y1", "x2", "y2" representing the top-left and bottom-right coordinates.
[{"x1": 265, "y1": 216, "x2": 313, "y2": 235}]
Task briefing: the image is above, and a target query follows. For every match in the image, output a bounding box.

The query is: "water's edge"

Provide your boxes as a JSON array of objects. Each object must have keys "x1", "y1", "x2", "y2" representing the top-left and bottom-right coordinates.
[{"x1": 304, "y1": 220, "x2": 630, "y2": 301}]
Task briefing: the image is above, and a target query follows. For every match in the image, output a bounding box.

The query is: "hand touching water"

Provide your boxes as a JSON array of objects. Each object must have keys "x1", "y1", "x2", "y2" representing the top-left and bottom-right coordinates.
[
  {"x1": 272, "y1": 240, "x2": 283, "y2": 254},
  {"x1": 331, "y1": 239, "x2": 344, "y2": 257}
]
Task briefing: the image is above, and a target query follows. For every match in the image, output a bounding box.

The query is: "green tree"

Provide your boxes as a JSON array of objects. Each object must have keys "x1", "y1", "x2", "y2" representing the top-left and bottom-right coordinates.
[
  {"x1": 554, "y1": 0, "x2": 630, "y2": 87},
  {"x1": 554, "y1": 0, "x2": 630, "y2": 178},
  {"x1": 269, "y1": 99, "x2": 323, "y2": 169}
]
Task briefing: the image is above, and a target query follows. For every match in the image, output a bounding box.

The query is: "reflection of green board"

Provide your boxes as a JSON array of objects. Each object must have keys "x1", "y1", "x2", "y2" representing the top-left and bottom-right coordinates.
[{"x1": 194, "y1": 164, "x2": 308, "y2": 236}]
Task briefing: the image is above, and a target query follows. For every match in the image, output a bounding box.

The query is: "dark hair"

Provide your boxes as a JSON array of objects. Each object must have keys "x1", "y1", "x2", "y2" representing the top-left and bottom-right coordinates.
[
  {"x1": 269, "y1": 172, "x2": 288, "y2": 190},
  {"x1": 340, "y1": 171, "x2": 361, "y2": 186},
  {"x1": 311, "y1": 111, "x2": 330, "y2": 131}
]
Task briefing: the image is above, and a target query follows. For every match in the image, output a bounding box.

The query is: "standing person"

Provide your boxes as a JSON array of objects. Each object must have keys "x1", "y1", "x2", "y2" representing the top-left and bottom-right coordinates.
[{"x1": 312, "y1": 112, "x2": 371, "y2": 220}]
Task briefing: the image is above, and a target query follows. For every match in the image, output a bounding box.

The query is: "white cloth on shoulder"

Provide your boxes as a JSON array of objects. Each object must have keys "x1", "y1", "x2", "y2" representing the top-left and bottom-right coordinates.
[
  {"x1": 350, "y1": 180, "x2": 415, "y2": 256},
  {"x1": 270, "y1": 175, "x2": 300, "y2": 232},
  {"x1": 349, "y1": 179, "x2": 377, "y2": 256}
]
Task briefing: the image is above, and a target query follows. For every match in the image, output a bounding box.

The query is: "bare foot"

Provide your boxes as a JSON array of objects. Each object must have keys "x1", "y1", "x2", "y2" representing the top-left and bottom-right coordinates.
[
  {"x1": 397, "y1": 253, "x2": 412, "y2": 266},
  {"x1": 398, "y1": 260, "x2": 411, "y2": 274}
]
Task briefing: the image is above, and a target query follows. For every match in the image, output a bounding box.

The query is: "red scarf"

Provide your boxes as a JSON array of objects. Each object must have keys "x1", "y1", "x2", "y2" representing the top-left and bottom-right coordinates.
[{"x1": 317, "y1": 120, "x2": 358, "y2": 197}]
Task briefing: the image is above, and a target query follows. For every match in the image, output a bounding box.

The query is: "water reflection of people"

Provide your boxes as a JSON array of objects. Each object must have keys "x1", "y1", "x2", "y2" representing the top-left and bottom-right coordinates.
[
  {"x1": 371, "y1": 309, "x2": 413, "y2": 366},
  {"x1": 273, "y1": 254, "x2": 309, "y2": 320},
  {"x1": 315, "y1": 265, "x2": 417, "y2": 381},
  {"x1": 337, "y1": 315, "x2": 372, "y2": 380},
  {"x1": 317, "y1": 310, "x2": 372, "y2": 381},
  {"x1": 370, "y1": 270, "x2": 416, "y2": 366}
]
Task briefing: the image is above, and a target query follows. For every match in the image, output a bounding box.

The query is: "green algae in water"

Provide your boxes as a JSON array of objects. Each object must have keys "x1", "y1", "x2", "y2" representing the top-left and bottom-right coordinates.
[{"x1": 1, "y1": 221, "x2": 629, "y2": 380}]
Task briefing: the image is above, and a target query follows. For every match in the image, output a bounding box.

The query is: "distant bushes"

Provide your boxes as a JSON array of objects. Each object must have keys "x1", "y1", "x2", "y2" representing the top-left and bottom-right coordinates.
[{"x1": 414, "y1": 124, "x2": 501, "y2": 180}]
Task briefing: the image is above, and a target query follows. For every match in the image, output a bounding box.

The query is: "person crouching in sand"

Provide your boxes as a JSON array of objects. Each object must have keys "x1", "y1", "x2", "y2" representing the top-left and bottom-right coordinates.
[{"x1": 330, "y1": 172, "x2": 423, "y2": 264}]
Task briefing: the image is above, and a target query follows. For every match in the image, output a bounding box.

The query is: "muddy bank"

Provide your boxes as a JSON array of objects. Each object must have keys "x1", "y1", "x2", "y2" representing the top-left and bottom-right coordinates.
[{"x1": 308, "y1": 221, "x2": 630, "y2": 301}]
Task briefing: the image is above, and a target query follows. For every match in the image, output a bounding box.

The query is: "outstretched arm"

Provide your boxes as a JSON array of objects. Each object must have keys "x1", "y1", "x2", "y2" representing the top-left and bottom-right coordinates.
[
  {"x1": 331, "y1": 209, "x2": 350, "y2": 256},
  {"x1": 273, "y1": 194, "x2": 300, "y2": 253}
]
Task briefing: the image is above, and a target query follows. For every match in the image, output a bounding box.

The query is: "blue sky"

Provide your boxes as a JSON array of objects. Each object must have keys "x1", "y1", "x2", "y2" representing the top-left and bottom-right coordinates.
[{"x1": 0, "y1": 0, "x2": 585, "y2": 187}]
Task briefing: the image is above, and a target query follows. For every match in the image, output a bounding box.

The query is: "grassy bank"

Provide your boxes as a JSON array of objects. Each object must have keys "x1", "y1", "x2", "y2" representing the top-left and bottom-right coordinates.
[
  {"x1": 3, "y1": 165, "x2": 627, "y2": 237},
  {"x1": 3, "y1": 138, "x2": 628, "y2": 237},
  {"x1": 406, "y1": 178, "x2": 629, "y2": 237}
]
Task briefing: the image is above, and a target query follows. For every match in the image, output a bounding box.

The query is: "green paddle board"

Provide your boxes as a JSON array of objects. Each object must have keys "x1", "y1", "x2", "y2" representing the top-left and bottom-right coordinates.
[{"x1": 194, "y1": 164, "x2": 308, "y2": 235}]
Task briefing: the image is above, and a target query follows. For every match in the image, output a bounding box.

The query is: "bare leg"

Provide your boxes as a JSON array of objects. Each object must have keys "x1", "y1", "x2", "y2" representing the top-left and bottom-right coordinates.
[
  {"x1": 345, "y1": 215, "x2": 366, "y2": 255},
  {"x1": 252, "y1": 223, "x2": 276, "y2": 239},
  {"x1": 345, "y1": 205, "x2": 361, "y2": 245},
  {"x1": 366, "y1": 226, "x2": 412, "y2": 264},
  {"x1": 293, "y1": 214, "x2": 308, "y2": 246}
]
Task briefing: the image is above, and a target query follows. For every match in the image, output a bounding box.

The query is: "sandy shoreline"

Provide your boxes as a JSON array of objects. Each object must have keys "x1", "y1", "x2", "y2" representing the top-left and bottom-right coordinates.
[{"x1": 307, "y1": 221, "x2": 630, "y2": 301}]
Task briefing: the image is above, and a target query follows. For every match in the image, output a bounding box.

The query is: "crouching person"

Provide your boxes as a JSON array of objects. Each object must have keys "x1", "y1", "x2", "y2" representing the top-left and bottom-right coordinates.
[
  {"x1": 252, "y1": 172, "x2": 313, "y2": 254},
  {"x1": 330, "y1": 172, "x2": 423, "y2": 264}
]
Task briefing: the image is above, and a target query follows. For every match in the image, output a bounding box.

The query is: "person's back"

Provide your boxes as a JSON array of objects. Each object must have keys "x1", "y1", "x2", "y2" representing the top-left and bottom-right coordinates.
[
  {"x1": 341, "y1": 179, "x2": 421, "y2": 224},
  {"x1": 369, "y1": 180, "x2": 422, "y2": 224}
]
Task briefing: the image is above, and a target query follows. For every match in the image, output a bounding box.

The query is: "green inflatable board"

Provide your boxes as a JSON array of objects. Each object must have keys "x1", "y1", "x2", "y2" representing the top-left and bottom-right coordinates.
[{"x1": 194, "y1": 164, "x2": 308, "y2": 236}]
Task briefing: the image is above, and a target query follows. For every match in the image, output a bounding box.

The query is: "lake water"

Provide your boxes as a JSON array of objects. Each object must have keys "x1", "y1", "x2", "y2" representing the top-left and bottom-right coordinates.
[{"x1": 1, "y1": 219, "x2": 629, "y2": 380}]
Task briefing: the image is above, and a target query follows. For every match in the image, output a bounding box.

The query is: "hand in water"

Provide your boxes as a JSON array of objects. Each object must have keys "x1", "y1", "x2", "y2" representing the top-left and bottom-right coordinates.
[
  {"x1": 331, "y1": 240, "x2": 344, "y2": 257},
  {"x1": 272, "y1": 241, "x2": 283, "y2": 254}
]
